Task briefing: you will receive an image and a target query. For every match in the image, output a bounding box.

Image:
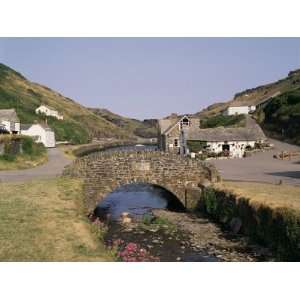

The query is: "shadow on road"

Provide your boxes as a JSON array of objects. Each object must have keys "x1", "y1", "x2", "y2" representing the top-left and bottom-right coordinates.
[{"x1": 266, "y1": 171, "x2": 300, "y2": 179}]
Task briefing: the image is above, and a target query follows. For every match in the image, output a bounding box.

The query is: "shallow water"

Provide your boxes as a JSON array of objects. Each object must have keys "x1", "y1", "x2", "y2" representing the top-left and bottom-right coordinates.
[{"x1": 95, "y1": 183, "x2": 169, "y2": 220}]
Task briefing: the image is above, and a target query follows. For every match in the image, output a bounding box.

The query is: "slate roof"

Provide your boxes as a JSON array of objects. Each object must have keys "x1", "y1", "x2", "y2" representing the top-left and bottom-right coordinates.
[
  {"x1": 185, "y1": 123, "x2": 266, "y2": 142},
  {"x1": 21, "y1": 123, "x2": 53, "y2": 131},
  {"x1": 0, "y1": 109, "x2": 19, "y2": 122},
  {"x1": 158, "y1": 116, "x2": 200, "y2": 134},
  {"x1": 20, "y1": 124, "x2": 32, "y2": 130}
]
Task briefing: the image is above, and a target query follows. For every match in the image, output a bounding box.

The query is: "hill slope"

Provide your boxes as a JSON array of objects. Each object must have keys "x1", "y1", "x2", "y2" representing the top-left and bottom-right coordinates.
[
  {"x1": 89, "y1": 108, "x2": 157, "y2": 139},
  {"x1": 0, "y1": 63, "x2": 133, "y2": 144},
  {"x1": 197, "y1": 69, "x2": 300, "y2": 118},
  {"x1": 194, "y1": 68, "x2": 300, "y2": 145},
  {"x1": 256, "y1": 87, "x2": 300, "y2": 145}
]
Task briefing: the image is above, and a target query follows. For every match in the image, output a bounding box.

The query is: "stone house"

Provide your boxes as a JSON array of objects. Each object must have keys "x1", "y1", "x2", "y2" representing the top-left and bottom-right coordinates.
[
  {"x1": 35, "y1": 104, "x2": 63, "y2": 120},
  {"x1": 0, "y1": 109, "x2": 21, "y2": 134},
  {"x1": 180, "y1": 123, "x2": 266, "y2": 158},
  {"x1": 21, "y1": 123, "x2": 56, "y2": 148},
  {"x1": 158, "y1": 115, "x2": 200, "y2": 153}
]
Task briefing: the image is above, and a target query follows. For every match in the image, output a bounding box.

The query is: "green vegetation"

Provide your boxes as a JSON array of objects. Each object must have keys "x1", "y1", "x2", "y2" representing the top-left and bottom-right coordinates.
[
  {"x1": 201, "y1": 114, "x2": 246, "y2": 128},
  {"x1": 197, "y1": 69, "x2": 300, "y2": 119},
  {"x1": 186, "y1": 140, "x2": 207, "y2": 153},
  {"x1": 0, "y1": 135, "x2": 47, "y2": 170},
  {"x1": 200, "y1": 182, "x2": 300, "y2": 261},
  {"x1": 259, "y1": 88, "x2": 300, "y2": 145},
  {"x1": 0, "y1": 63, "x2": 133, "y2": 144},
  {"x1": 90, "y1": 108, "x2": 157, "y2": 139},
  {"x1": 0, "y1": 177, "x2": 112, "y2": 261}
]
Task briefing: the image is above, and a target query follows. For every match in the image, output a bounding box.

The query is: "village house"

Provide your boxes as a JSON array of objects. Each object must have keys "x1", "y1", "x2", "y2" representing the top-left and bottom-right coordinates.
[
  {"x1": 158, "y1": 115, "x2": 200, "y2": 152},
  {"x1": 223, "y1": 92, "x2": 281, "y2": 116},
  {"x1": 223, "y1": 105, "x2": 256, "y2": 116},
  {"x1": 35, "y1": 104, "x2": 63, "y2": 120},
  {"x1": 21, "y1": 123, "x2": 56, "y2": 148},
  {"x1": 180, "y1": 123, "x2": 266, "y2": 158},
  {"x1": 0, "y1": 109, "x2": 21, "y2": 134}
]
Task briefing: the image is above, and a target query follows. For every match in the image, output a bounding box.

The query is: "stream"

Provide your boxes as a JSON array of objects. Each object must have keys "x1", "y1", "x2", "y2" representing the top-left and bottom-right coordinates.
[{"x1": 92, "y1": 145, "x2": 272, "y2": 262}]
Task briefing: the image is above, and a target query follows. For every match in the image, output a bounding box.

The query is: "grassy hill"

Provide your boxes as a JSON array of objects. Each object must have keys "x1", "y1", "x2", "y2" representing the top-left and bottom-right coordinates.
[
  {"x1": 194, "y1": 68, "x2": 300, "y2": 144},
  {"x1": 0, "y1": 63, "x2": 134, "y2": 144},
  {"x1": 256, "y1": 88, "x2": 300, "y2": 145},
  {"x1": 89, "y1": 108, "x2": 157, "y2": 138},
  {"x1": 196, "y1": 69, "x2": 300, "y2": 119}
]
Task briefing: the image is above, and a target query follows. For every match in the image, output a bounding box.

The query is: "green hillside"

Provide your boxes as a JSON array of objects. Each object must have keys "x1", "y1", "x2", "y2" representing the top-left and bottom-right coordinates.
[
  {"x1": 89, "y1": 108, "x2": 157, "y2": 138},
  {"x1": 196, "y1": 69, "x2": 300, "y2": 119},
  {"x1": 257, "y1": 88, "x2": 300, "y2": 145},
  {"x1": 0, "y1": 63, "x2": 133, "y2": 144}
]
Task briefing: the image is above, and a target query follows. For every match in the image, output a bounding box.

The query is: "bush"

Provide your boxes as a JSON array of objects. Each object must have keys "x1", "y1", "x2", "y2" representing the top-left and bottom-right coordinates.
[
  {"x1": 263, "y1": 88, "x2": 300, "y2": 145},
  {"x1": 0, "y1": 153, "x2": 16, "y2": 161},
  {"x1": 21, "y1": 136, "x2": 46, "y2": 158},
  {"x1": 201, "y1": 114, "x2": 246, "y2": 128}
]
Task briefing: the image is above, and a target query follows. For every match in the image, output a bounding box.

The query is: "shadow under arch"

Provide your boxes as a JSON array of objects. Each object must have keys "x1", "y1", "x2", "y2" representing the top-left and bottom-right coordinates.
[{"x1": 93, "y1": 182, "x2": 186, "y2": 220}]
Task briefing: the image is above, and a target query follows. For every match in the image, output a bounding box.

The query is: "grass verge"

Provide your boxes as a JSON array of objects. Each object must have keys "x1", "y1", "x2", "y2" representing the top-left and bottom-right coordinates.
[
  {"x1": 199, "y1": 181, "x2": 300, "y2": 261},
  {"x1": 0, "y1": 177, "x2": 112, "y2": 261}
]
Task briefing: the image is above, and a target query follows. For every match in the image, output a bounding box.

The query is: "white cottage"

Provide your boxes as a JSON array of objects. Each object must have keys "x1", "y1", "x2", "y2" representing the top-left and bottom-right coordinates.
[
  {"x1": 180, "y1": 124, "x2": 266, "y2": 158},
  {"x1": 223, "y1": 105, "x2": 256, "y2": 116},
  {"x1": 21, "y1": 123, "x2": 56, "y2": 148},
  {"x1": 0, "y1": 109, "x2": 21, "y2": 134},
  {"x1": 35, "y1": 105, "x2": 63, "y2": 120}
]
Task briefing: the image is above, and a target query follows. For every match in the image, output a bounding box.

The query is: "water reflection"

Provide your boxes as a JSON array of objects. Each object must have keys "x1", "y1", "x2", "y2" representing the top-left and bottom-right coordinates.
[{"x1": 95, "y1": 183, "x2": 183, "y2": 220}]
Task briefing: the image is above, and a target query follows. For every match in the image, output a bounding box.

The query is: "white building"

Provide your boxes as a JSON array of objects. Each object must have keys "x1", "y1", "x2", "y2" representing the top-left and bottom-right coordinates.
[
  {"x1": 0, "y1": 109, "x2": 21, "y2": 134},
  {"x1": 35, "y1": 105, "x2": 63, "y2": 120},
  {"x1": 21, "y1": 123, "x2": 56, "y2": 148},
  {"x1": 223, "y1": 105, "x2": 256, "y2": 116},
  {"x1": 180, "y1": 124, "x2": 266, "y2": 158}
]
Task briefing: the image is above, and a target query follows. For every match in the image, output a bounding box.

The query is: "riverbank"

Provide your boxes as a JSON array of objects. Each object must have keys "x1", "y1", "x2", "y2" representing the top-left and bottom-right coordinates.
[
  {"x1": 96, "y1": 210, "x2": 273, "y2": 262},
  {"x1": 199, "y1": 181, "x2": 300, "y2": 261},
  {"x1": 0, "y1": 177, "x2": 112, "y2": 261}
]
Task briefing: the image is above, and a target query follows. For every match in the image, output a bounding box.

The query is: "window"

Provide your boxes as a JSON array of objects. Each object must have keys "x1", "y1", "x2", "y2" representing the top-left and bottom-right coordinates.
[
  {"x1": 174, "y1": 139, "x2": 178, "y2": 147},
  {"x1": 180, "y1": 117, "x2": 190, "y2": 128}
]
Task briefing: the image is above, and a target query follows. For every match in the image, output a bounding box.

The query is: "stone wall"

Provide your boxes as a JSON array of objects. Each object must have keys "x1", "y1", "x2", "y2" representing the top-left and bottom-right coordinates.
[
  {"x1": 0, "y1": 135, "x2": 23, "y2": 156},
  {"x1": 64, "y1": 151, "x2": 220, "y2": 212}
]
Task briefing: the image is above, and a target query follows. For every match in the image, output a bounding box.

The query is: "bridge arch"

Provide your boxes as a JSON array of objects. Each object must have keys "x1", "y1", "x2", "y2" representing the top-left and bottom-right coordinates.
[{"x1": 64, "y1": 151, "x2": 220, "y2": 212}]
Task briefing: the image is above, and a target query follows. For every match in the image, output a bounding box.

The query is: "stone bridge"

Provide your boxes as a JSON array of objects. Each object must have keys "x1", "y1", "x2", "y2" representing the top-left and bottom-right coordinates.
[{"x1": 64, "y1": 151, "x2": 220, "y2": 212}]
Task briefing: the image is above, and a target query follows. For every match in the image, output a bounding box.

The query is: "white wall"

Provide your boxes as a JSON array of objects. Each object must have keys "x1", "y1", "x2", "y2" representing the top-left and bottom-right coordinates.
[
  {"x1": 206, "y1": 140, "x2": 256, "y2": 158},
  {"x1": 21, "y1": 124, "x2": 56, "y2": 148},
  {"x1": 36, "y1": 106, "x2": 63, "y2": 120},
  {"x1": 0, "y1": 120, "x2": 21, "y2": 133},
  {"x1": 224, "y1": 106, "x2": 256, "y2": 116}
]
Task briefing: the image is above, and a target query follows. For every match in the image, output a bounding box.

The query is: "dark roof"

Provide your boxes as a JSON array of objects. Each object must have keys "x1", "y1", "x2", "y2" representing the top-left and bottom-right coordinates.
[
  {"x1": 21, "y1": 123, "x2": 53, "y2": 132},
  {"x1": 20, "y1": 124, "x2": 32, "y2": 130},
  {"x1": 0, "y1": 109, "x2": 19, "y2": 122},
  {"x1": 185, "y1": 124, "x2": 266, "y2": 142}
]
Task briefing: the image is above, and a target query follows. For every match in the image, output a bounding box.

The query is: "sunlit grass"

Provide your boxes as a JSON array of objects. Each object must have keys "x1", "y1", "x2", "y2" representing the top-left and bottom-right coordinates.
[{"x1": 0, "y1": 177, "x2": 112, "y2": 261}]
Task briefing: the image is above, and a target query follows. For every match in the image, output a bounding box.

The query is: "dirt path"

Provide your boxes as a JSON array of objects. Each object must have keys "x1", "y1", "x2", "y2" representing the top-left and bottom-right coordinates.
[
  {"x1": 212, "y1": 139, "x2": 300, "y2": 186},
  {"x1": 0, "y1": 148, "x2": 71, "y2": 183}
]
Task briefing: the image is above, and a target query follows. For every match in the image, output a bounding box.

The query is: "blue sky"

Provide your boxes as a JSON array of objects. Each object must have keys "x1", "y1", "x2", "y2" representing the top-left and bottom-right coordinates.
[{"x1": 1, "y1": 38, "x2": 300, "y2": 119}]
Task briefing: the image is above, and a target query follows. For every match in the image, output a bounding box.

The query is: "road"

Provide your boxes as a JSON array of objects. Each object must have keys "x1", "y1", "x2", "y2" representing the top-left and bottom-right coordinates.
[
  {"x1": 212, "y1": 139, "x2": 300, "y2": 186},
  {"x1": 0, "y1": 148, "x2": 71, "y2": 183}
]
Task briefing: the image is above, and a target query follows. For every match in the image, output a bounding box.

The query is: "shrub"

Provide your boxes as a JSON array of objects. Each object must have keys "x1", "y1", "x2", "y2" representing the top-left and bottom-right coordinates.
[{"x1": 201, "y1": 114, "x2": 246, "y2": 128}]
